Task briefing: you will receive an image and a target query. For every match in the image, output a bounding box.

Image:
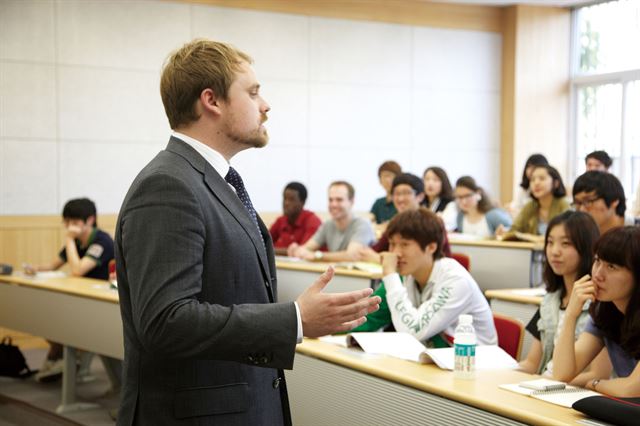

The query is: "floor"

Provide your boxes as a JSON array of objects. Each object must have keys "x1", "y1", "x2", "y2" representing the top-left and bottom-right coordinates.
[{"x1": 0, "y1": 328, "x2": 119, "y2": 425}]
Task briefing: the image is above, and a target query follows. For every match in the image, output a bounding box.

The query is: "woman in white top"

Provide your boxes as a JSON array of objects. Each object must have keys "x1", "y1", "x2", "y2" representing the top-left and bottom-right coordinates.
[
  {"x1": 454, "y1": 176, "x2": 512, "y2": 238},
  {"x1": 422, "y1": 166, "x2": 457, "y2": 231},
  {"x1": 509, "y1": 153, "x2": 549, "y2": 218}
]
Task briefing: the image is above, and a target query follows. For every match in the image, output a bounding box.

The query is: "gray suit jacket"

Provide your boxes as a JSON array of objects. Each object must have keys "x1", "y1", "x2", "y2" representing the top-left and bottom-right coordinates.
[{"x1": 115, "y1": 137, "x2": 297, "y2": 425}]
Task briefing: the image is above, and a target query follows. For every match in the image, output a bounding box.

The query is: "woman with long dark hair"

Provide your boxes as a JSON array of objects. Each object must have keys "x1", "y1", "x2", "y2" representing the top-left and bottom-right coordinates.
[
  {"x1": 509, "y1": 154, "x2": 549, "y2": 217},
  {"x1": 553, "y1": 226, "x2": 640, "y2": 397},
  {"x1": 423, "y1": 166, "x2": 457, "y2": 231},
  {"x1": 519, "y1": 211, "x2": 607, "y2": 381},
  {"x1": 453, "y1": 176, "x2": 511, "y2": 237}
]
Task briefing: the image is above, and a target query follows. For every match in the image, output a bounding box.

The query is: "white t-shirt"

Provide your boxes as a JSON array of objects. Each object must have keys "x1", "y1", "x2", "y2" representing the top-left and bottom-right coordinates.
[
  {"x1": 383, "y1": 257, "x2": 497, "y2": 345},
  {"x1": 461, "y1": 215, "x2": 492, "y2": 238}
]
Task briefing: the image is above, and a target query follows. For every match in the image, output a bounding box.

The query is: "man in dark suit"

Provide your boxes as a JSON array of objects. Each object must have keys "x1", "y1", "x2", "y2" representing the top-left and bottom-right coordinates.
[{"x1": 115, "y1": 39, "x2": 380, "y2": 425}]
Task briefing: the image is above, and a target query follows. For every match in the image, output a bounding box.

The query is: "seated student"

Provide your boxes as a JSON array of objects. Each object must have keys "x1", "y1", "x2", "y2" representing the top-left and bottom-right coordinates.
[
  {"x1": 288, "y1": 180, "x2": 375, "y2": 262},
  {"x1": 350, "y1": 208, "x2": 497, "y2": 346},
  {"x1": 423, "y1": 166, "x2": 457, "y2": 231},
  {"x1": 585, "y1": 150, "x2": 613, "y2": 172},
  {"x1": 24, "y1": 198, "x2": 115, "y2": 382},
  {"x1": 269, "y1": 182, "x2": 321, "y2": 256},
  {"x1": 359, "y1": 173, "x2": 452, "y2": 260},
  {"x1": 519, "y1": 211, "x2": 608, "y2": 380},
  {"x1": 509, "y1": 153, "x2": 549, "y2": 218},
  {"x1": 370, "y1": 160, "x2": 402, "y2": 225},
  {"x1": 553, "y1": 226, "x2": 640, "y2": 398},
  {"x1": 453, "y1": 176, "x2": 512, "y2": 238},
  {"x1": 497, "y1": 165, "x2": 569, "y2": 241},
  {"x1": 572, "y1": 171, "x2": 635, "y2": 234}
]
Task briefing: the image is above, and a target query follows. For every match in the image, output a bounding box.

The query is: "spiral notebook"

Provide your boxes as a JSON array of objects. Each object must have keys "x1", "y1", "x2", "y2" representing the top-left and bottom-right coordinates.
[{"x1": 500, "y1": 380, "x2": 601, "y2": 408}]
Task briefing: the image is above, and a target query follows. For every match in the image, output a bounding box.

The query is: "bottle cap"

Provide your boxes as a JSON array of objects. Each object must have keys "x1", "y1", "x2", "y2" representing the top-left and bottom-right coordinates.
[{"x1": 458, "y1": 314, "x2": 473, "y2": 325}]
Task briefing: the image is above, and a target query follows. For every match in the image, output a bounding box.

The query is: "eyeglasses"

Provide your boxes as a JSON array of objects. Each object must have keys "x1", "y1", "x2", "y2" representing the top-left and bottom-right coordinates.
[
  {"x1": 571, "y1": 197, "x2": 602, "y2": 209},
  {"x1": 393, "y1": 189, "x2": 417, "y2": 197},
  {"x1": 454, "y1": 193, "x2": 475, "y2": 201}
]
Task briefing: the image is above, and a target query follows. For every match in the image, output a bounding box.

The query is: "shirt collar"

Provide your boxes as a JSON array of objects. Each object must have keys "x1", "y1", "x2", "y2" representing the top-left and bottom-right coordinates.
[{"x1": 172, "y1": 131, "x2": 230, "y2": 179}]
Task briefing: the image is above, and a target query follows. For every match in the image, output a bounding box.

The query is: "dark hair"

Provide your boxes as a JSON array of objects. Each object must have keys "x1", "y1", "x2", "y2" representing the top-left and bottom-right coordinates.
[
  {"x1": 386, "y1": 207, "x2": 444, "y2": 259},
  {"x1": 573, "y1": 171, "x2": 626, "y2": 218},
  {"x1": 62, "y1": 198, "x2": 97, "y2": 227},
  {"x1": 391, "y1": 173, "x2": 424, "y2": 195},
  {"x1": 455, "y1": 176, "x2": 494, "y2": 214},
  {"x1": 590, "y1": 226, "x2": 640, "y2": 358},
  {"x1": 378, "y1": 161, "x2": 402, "y2": 177},
  {"x1": 520, "y1": 154, "x2": 549, "y2": 189},
  {"x1": 543, "y1": 211, "x2": 599, "y2": 298},
  {"x1": 330, "y1": 180, "x2": 355, "y2": 200},
  {"x1": 423, "y1": 166, "x2": 454, "y2": 205},
  {"x1": 284, "y1": 181, "x2": 307, "y2": 203},
  {"x1": 585, "y1": 150, "x2": 612, "y2": 169},
  {"x1": 530, "y1": 165, "x2": 566, "y2": 199}
]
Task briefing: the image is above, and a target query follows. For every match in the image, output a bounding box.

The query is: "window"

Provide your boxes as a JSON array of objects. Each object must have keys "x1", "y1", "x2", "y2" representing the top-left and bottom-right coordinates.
[{"x1": 571, "y1": 0, "x2": 640, "y2": 202}]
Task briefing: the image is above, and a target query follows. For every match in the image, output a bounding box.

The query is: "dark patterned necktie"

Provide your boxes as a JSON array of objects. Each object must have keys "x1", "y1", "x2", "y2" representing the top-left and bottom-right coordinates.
[{"x1": 225, "y1": 166, "x2": 265, "y2": 248}]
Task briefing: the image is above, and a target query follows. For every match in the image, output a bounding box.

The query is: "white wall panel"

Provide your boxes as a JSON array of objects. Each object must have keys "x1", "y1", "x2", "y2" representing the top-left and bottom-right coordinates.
[
  {"x1": 310, "y1": 17, "x2": 412, "y2": 86},
  {"x1": 59, "y1": 141, "x2": 163, "y2": 214},
  {"x1": 309, "y1": 83, "x2": 412, "y2": 149},
  {"x1": 58, "y1": 66, "x2": 168, "y2": 143},
  {"x1": 1, "y1": 140, "x2": 57, "y2": 214},
  {"x1": 0, "y1": 62, "x2": 57, "y2": 139},
  {"x1": 56, "y1": 0, "x2": 190, "y2": 70},
  {"x1": 192, "y1": 5, "x2": 309, "y2": 82},
  {"x1": 0, "y1": 0, "x2": 55, "y2": 63}
]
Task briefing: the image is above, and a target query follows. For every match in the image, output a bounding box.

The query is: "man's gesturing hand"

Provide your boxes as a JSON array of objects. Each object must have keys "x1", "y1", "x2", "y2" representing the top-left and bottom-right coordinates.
[{"x1": 296, "y1": 267, "x2": 381, "y2": 338}]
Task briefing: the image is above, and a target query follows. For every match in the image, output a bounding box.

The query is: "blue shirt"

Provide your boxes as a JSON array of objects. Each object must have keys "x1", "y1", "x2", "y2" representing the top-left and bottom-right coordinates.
[{"x1": 584, "y1": 317, "x2": 638, "y2": 378}]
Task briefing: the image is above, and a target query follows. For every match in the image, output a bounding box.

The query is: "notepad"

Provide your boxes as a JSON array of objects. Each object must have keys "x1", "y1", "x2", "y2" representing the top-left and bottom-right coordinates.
[{"x1": 500, "y1": 382, "x2": 601, "y2": 408}]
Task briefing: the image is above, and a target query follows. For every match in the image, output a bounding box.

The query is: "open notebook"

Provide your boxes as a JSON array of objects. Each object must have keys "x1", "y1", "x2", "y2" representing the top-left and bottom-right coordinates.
[
  {"x1": 500, "y1": 380, "x2": 600, "y2": 408},
  {"x1": 319, "y1": 332, "x2": 518, "y2": 369}
]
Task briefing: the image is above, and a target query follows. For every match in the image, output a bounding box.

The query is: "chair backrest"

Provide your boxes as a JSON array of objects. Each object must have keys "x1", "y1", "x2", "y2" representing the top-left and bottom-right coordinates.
[
  {"x1": 493, "y1": 313, "x2": 524, "y2": 360},
  {"x1": 450, "y1": 252, "x2": 470, "y2": 271}
]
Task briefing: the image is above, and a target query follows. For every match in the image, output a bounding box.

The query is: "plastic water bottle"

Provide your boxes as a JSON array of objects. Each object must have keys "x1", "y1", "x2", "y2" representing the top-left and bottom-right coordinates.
[{"x1": 454, "y1": 314, "x2": 476, "y2": 379}]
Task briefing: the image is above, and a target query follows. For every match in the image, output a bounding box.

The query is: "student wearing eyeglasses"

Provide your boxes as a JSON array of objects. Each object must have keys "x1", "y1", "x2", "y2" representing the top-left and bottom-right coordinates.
[
  {"x1": 572, "y1": 171, "x2": 634, "y2": 235},
  {"x1": 453, "y1": 176, "x2": 512, "y2": 238}
]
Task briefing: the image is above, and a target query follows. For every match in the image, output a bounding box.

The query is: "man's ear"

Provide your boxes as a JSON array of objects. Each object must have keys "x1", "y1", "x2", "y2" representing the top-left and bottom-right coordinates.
[
  {"x1": 610, "y1": 199, "x2": 619, "y2": 211},
  {"x1": 86, "y1": 215, "x2": 96, "y2": 227},
  {"x1": 200, "y1": 88, "x2": 222, "y2": 115},
  {"x1": 425, "y1": 241, "x2": 437, "y2": 255},
  {"x1": 416, "y1": 192, "x2": 425, "y2": 203}
]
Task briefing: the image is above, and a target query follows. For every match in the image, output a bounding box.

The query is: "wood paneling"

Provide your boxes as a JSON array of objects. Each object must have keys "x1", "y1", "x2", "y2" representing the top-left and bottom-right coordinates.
[{"x1": 181, "y1": 0, "x2": 503, "y2": 32}]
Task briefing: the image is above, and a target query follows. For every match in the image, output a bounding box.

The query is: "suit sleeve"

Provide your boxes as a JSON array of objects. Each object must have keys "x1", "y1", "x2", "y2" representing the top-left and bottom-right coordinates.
[{"x1": 118, "y1": 173, "x2": 297, "y2": 368}]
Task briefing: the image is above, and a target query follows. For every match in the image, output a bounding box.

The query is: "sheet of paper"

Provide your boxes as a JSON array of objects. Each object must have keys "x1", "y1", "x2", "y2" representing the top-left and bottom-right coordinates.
[
  {"x1": 423, "y1": 345, "x2": 519, "y2": 370},
  {"x1": 318, "y1": 335, "x2": 349, "y2": 347},
  {"x1": 349, "y1": 332, "x2": 426, "y2": 362}
]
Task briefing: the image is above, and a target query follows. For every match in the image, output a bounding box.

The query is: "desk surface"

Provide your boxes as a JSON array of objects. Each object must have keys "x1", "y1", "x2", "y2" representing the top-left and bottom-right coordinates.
[
  {"x1": 485, "y1": 288, "x2": 544, "y2": 306},
  {"x1": 296, "y1": 339, "x2": 586, "y2": 426},
  {"x1": 0, "y1": 273, "x2": 118, "y2": 303},
  {"x1": 449, "y1": 236, "x2": 543, "y2": 251},
  {"x1": 276, "y1": 258, "x2": 381, "y2": 279}
]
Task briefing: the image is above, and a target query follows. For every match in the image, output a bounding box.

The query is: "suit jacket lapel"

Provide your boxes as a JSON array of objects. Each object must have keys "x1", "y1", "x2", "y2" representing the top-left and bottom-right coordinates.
[{"x1": 166, "y1": 138, "x2": 274, "y2": 290}]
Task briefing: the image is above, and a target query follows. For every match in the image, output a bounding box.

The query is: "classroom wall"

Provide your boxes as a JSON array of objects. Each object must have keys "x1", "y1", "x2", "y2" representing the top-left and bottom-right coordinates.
[{"x1": 0, "y1": 0, "x2": 502, "y2": 215}]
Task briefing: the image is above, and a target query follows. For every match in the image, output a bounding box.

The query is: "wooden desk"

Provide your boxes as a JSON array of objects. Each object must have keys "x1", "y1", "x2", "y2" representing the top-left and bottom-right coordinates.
[
  {"x1": 449, "y1": 237, "x2": 544, "y2": 291},
  {"x1": 0, "y1": 274, "x2": 122, "y2": 413},
  {"x1": 276, "y1": 258, "x2": 381, "y2": 302},
  {"x1": 287, "y1": 339, "x2": 587, "y2": 426},
  {"x1": 485, "y1": 288, "x2": 544, "y2": 361}
]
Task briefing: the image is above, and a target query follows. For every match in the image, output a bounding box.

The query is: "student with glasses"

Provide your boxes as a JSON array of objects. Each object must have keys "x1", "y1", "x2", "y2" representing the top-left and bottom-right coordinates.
[
  {"x1": 572, "y1": 171, "x2": 634, "y2": 235},
  {"x1": 453, "y1": 176, "x2": 512, "y2": 238}
]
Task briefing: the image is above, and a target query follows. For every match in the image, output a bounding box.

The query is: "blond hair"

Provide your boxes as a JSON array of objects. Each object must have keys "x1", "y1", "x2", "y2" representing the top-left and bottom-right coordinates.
[{"x1": 160, "y1": 39, "x2": 252, "y2": 129}]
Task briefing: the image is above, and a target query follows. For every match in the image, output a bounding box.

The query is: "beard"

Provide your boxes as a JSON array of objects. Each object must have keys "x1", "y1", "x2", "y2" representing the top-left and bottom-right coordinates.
[{"x1": 224, "y1": 114, "x2": 269, "y2": 149}]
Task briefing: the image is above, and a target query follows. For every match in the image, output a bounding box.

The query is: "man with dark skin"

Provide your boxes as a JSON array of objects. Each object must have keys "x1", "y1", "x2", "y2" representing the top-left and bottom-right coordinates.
[{"x1": 270, "y1": 182, "x2": 321, "y2": 255}]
